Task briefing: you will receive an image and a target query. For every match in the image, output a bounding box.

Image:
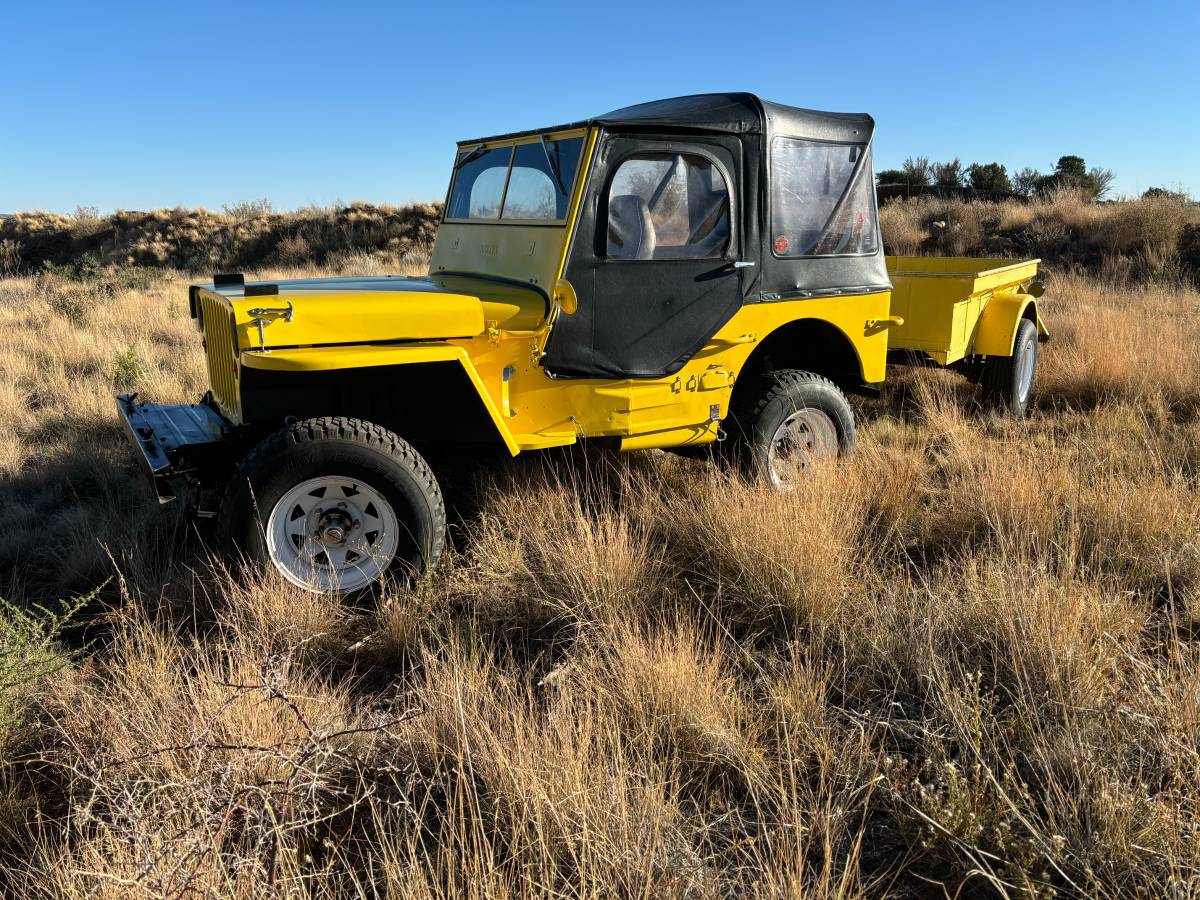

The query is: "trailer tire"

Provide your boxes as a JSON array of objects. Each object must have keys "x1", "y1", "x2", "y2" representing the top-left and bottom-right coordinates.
[
  {"x1": 728, "y1": 369, "x2": 856, "y2": 488},
  {"x1": 981, "y1": 318, "x2": 1038, "y2": 417},
  {"x1": 221, "y1": 416, "x2": 445, "y2": 596}
]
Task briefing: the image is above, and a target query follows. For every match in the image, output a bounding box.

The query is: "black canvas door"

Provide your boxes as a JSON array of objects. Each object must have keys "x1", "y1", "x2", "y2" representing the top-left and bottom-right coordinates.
[{"x1": 543, "y1": 134, "x2": 748, "y2": 379}]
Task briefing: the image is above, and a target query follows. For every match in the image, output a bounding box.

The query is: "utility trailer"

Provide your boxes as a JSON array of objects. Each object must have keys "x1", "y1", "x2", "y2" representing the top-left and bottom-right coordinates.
[
  {"x1": 886, "y1": 257, "x2": 1048, "y2": 414},
  {"x1": 115, "y1": 93, "x2": 1048, "y2": 594}
]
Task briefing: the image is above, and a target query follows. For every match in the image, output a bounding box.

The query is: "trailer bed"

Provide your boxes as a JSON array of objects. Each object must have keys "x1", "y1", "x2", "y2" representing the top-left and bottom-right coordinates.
[{"x1": 884, "y1": 257, "x2": 1041, "y2": 365}]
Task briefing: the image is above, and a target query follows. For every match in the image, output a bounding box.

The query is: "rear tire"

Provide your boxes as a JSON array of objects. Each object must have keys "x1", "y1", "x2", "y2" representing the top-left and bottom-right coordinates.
[
  {"x1": 727, "y1": 369, "x2": 856, "y2": 488},
  {"x1": 981, "y1": 318, "x2": 1038, "y2": 417},
  {"x1": 221, "y1": 417, "x2": 445, "y2": 596}
]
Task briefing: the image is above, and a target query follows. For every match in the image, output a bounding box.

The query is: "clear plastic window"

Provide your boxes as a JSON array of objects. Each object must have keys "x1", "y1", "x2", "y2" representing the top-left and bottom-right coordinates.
[
  {"x1": 607, "y1": 153, "x2": 730, "y2": 260},
  {"x1": 502, "y1": 139, "x2": 583, "y2": 220},
  {"x1": 447, "y1": 147, "x2": 511, "y2": 220},
  {"x1": 770, "y1": 139, "x2": 878, "y2": 257},
  {"x1": 446, "y1": 137, "x2": 583, "y2": 222}
]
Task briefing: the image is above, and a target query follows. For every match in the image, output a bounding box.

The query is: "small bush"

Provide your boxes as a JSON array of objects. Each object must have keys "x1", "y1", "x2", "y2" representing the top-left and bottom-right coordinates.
[
  {"x1": 275, "y1": 232, "x2": 312, "y2": 265},
  {"x1": 1, "y1": 591, "x2": 91, "y2": 748},
  {"x1": 112, "y1": 344, "x2": 147, "y2": 389},
  {"x1": 221, "y1": 198, "x2": 274, "y2": 219},
  {"x1": 47, "y1": 286, "x2": 91, "y2": 326}
]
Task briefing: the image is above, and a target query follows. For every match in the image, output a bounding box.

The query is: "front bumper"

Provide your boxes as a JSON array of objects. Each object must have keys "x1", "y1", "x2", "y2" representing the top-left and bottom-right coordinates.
[{"x1": 115, "y1": 394, "x2": 230, "y2": 503}]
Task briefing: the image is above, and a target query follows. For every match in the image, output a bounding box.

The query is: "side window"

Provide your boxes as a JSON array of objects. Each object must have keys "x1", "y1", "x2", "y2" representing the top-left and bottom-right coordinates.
[
  {"x1": 606, "y1": 153, "x2": 730, "y2": 260},
  {"x1": 770, "y1": 139, "x2": 878, "y2": 257}
]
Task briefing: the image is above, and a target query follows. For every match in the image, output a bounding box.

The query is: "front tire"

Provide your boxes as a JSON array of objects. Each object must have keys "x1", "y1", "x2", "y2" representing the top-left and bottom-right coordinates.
[
  {"x1": 981, "y1": 318, "x2": 1038, "y2": 417},
  {"x1": 728, "y1": 369, "x2": 856, "y2": 488},
  {"x1": 222, "y1": 417, "x2": 445, "y2": 595}
]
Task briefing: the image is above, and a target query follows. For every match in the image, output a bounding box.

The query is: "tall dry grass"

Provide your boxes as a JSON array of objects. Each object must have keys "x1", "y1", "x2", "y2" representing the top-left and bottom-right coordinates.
[
  {"x1": 880, "y1": 190, "x2": 1200, "y2": 284},
  {"x1": 0, "y1": 257, "x2": 1198, "y2": 896},
  {"x1": 0, "y1": 203, "x2": 440, "y2": 274}
]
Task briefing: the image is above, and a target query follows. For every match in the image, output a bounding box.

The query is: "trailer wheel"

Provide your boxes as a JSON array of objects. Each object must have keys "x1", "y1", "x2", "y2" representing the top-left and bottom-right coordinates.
[
  {"x1": 981, "y1": 318, "x2": 1038, "y2": 417},
  {"x1": 221, "y1": 417, "x2": 445, "y2": 596},
  {"x1": 728, "y1": 369, "x2": 856, "y2": 488}
]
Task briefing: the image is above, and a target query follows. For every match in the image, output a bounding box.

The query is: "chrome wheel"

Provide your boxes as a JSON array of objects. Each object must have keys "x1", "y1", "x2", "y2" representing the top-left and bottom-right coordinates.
[
  {"x1": 265, "y1": 475, "x2": 400, "y2": 593},
  {"x1": 766, "y1": 407, "x2": 839, "y2": 488}
]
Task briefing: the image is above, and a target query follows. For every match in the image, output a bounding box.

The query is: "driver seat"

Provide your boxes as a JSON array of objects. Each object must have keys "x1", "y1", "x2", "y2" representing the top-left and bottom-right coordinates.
[{"x1": 608, "y1": 194, "x2": 657, "y2": 260}]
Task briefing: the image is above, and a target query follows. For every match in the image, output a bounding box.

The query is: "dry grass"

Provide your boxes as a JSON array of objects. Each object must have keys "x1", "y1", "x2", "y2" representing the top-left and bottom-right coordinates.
[
  {"x1": 1, "y1": 257, "x2": 1199, "y2": 896},
  {"x1": 0, "y1": 203, "x2": 440, "y2": 274},
  {"x1": 880, "y1": 191, "x2": 1200, "y2": 284}
]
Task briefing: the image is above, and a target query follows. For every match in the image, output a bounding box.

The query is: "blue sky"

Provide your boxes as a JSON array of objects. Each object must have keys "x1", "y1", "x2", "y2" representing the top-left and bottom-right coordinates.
[{"x1": 2, "y1": 0, "x2": 1197, "y2": 213}]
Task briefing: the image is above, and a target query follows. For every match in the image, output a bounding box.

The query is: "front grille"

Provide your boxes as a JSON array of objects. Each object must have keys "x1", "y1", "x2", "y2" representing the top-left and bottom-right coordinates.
[{"x1": 197, "y1": 291, "x2": 240, "y2": 420}]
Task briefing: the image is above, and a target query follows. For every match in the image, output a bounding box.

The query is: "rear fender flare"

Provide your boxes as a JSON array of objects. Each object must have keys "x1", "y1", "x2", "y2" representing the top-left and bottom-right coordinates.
[{"x1": 972, "y1": 293, "x2": 1047, "y2": 357}]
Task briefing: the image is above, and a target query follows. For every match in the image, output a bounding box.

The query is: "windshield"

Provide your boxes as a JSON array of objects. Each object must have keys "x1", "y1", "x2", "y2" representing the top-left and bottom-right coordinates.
[{"x1": 446, "y1": 136, "x2": 584, "y2": 222}]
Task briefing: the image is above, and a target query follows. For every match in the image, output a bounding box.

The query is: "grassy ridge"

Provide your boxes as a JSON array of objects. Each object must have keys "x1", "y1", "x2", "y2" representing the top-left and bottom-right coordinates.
[
  {"x1": 0, "y1": 202, "x2": 441, "y2": 274},
  {"x1": 0, "y1": 258, "x2": 1198, "y2": 895},
  {"x1": 3, "y1": 191, "x2": 1198, "y2": 285}
]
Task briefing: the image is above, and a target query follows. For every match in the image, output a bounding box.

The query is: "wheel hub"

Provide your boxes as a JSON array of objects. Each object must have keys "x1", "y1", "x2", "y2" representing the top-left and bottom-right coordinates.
[{"x1": 313, "y1": 507, "x2": 356, "y2": 545}]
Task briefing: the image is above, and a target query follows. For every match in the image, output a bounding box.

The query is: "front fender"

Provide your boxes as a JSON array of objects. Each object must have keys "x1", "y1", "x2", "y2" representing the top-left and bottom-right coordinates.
[
  {"x1": 240, "y1": 343, "x2": 520, "y2": 455},
  {"x1": 972, "y1": 293, "x2": 1048, "y2": 357}
]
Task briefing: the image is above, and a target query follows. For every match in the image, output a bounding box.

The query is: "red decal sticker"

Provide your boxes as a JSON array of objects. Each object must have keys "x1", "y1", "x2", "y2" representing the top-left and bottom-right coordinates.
[{"x1": 774, "y1": 235, "x2": 789, "y2": 255}]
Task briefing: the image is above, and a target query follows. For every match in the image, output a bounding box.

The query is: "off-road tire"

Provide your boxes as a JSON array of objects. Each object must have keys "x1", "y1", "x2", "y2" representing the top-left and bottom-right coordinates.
[
  {"x1": 221, "y1": 417, "x2": 445, "y2": 595},
  {"x1": 727, "y1": 369, "x2": 856, "y2": 486},
  {"x1": 980, "y1": 318, "x2": 1038, "y2": 417}
]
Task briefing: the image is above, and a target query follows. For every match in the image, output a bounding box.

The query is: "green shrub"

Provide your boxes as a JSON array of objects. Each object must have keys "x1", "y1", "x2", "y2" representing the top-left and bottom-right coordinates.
[
  {"x1": 41, "y1": 255, "x2": 104, "y2": 282},
  {"x1": 47, "y1": 286, "x2": 90, "y2": 326},
  {"x1": 112, "y1": 344, "x2": 147, "y2": 389},
  {"x1": 0, "y1": 590, "x2": 92, "y2": 748}
]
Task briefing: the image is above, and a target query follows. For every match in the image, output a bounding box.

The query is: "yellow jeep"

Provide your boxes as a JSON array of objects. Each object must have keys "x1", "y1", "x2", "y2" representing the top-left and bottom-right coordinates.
[{"x1": 116, "y1": 92, "x2": 1048, "y2": 594}]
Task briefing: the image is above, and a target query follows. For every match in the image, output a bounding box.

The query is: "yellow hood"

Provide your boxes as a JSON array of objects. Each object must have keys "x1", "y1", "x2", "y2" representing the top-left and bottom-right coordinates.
[{"x1": 191, "y1": 274, "x2": 547, "y2": 352}]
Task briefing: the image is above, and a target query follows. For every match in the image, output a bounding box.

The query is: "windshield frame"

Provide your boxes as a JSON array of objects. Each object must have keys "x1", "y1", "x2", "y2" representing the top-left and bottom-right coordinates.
[{"x1": 442, "y1": 128, "x2": 588, "y2": 227}]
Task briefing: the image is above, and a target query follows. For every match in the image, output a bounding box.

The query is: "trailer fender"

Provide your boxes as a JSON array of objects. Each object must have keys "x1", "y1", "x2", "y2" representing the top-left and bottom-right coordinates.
[
  {"x1": 240, "y1": 343, "x2": 520, "y2": 455},
  {"x1": 972, "y1": 293, "x2": 1047, "y2": 357}
]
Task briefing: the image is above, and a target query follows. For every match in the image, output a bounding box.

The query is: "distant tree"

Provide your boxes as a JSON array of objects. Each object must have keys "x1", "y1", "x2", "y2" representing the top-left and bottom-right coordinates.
[
  {"x1": 966, "y1": 162, "x2": 1012, "y2": 194},
  {"x1": 932, "y1": 159, "x2": 965, "y2": 189},
  {"x1": 1088, "y1": 167, "x2": 1116, "y2": 200},
  {"x1": 1143, "y1": 186, "x2": 1189, "y2": 201},
  {"x1": 1054, "y1": 155, "x2": 1088, "y2": 180},
  {"x1": 876, "y1": 169, "x2": 908, "y2": 186},
  {"x1": 901, "y1": 157, "x2": 932, "y2": 187},
  {"x1": 1012, "y1": 167, "x2": 1042, "y2": 198},
  {"x1": 1033, "y1": 156, "x2": 1114, "y2": 199}
]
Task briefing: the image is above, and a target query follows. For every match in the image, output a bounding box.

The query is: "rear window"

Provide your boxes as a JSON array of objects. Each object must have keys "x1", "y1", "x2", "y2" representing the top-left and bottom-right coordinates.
[
  {"x1": 446, "y1": 137, "x2": 584, "y2": 222},
  {"x1": 770, "y1": 139, "x2": 878, "y2": 257}
]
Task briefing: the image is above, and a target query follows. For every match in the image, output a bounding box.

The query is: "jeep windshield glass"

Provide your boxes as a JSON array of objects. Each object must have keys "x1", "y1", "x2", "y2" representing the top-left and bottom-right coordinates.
[{"x1": 446, "y1": 136, "x2": 584, "y2": 222}]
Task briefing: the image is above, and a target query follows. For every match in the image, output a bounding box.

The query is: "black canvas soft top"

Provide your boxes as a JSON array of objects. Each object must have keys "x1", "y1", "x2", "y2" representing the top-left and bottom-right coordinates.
[{"x1": 458, "y1": 93, "x2": 874, "y2": 147}]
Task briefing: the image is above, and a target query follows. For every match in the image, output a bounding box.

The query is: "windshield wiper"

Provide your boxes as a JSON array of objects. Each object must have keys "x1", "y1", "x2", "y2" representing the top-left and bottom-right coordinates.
[
  {"x1": 539, "y1": 134, "x2": 567, "y2": 196},
  {"x1": 454, "y1": 144, "x2": 486, "y2": 171}
]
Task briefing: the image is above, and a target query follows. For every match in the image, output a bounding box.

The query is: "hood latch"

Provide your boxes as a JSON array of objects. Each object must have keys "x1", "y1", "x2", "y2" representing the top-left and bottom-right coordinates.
[{"x1": 247, "y1": 301, "x2": 294, "y2": 352}]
